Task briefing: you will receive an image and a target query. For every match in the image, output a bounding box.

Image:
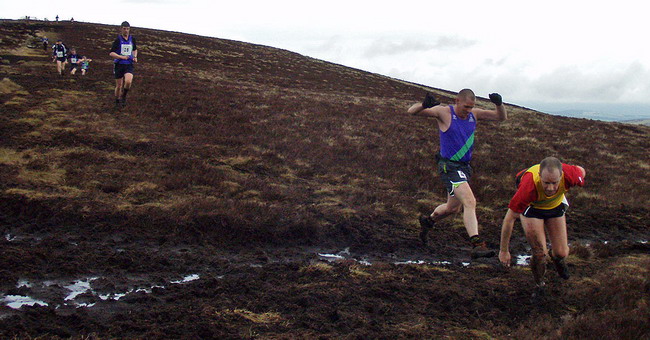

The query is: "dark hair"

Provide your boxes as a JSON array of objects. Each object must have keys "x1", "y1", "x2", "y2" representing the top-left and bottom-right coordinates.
[
  {"x1": 121, "y1": 21, "x2": 130, "y2": 27},
  {"x1": 540, "y1": 156, "x2": 563, "y2": 174}
]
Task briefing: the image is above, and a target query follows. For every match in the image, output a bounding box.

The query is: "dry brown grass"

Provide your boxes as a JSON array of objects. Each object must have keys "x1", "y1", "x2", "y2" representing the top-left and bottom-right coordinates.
[
  {"x1": 1, "y1": 21, "x2": 648, "y2": 252},
  {"x1": 514, "y1": 255, "x2": 650, "y2": 340}
]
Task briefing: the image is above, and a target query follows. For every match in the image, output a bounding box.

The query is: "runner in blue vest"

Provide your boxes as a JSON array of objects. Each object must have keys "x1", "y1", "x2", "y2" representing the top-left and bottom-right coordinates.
[
  {"x1": 69, "y1": 49, "x2": 80, "y2": 75},
  {"x1": 109, "y1": 21, "x2": 138, "y2": 109},
  {"x1": 51, "y1": 39, "x2": 68, "y2": 76},
  {"x1": 408, "y1": 89, "x2": 507, "y2": 258}
]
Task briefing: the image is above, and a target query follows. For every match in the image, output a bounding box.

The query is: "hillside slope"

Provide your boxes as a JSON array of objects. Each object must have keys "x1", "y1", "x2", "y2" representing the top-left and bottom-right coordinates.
[
  {"x1": 1, "y1": 20, "x2": 649, "y2": 338},
  {"x1": 2, "y1": 20, "x2": 648, "y2": 249}
]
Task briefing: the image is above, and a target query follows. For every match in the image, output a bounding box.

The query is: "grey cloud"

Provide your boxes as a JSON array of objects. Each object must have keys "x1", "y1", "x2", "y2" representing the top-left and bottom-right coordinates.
[
  {"x1": 531, "y1": 61, "x2": 649, "y2": 102},
  {"x1": 482, "y1": 57, "x2": 509, "y2": 67},
  {"x1": 362, "y1": 36, "x2": 477, "y2": 59},
  {"x1": 435, "y1": 36, "x2": 477, "y2": 49}
]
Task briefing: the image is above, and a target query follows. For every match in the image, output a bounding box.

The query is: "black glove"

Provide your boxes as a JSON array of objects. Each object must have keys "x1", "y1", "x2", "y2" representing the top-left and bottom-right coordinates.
[
  {"x1": 489, "y1": 93, "x2": 503, "y2": 106},
  {"x1": 422, "y1": 92, "x2": 440, "y2": 108}
]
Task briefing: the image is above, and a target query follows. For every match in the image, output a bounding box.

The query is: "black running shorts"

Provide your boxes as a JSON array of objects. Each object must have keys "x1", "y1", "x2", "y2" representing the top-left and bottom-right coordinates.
[
  {"x1": 522, "y1": 203, "x2": 568, "y2": 220},
  {"x1": 437, "y1": 156, "x2": 472, "y2": 196},
  {"x1": 113, "y1": 63, "x2": 135, "y2": 79}
]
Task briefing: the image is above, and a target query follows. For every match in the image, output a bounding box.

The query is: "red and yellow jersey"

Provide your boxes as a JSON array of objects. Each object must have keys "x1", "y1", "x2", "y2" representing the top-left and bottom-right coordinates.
[{"x1": 508, "y1": 164, "x2": 585, "y2": 213}]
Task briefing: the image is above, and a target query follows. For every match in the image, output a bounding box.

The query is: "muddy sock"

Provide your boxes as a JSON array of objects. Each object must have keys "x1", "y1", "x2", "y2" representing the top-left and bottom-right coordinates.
[
  {"x1": 469, "y1": 234, "x2": 495, "y2": 259},
  {"x1": 552, "y1": 256, "x2": 570, "y2": 279},
  {"x1": 469, "y1": 235, "x2": 483, "y2": 246},
  {"x1": 122, "y1": 88, "x2": 129, "y2": 100},
  {"x1": 531, "y1": 253, "x2": 547, "y2": 285},
  {"x1": 419, "y1": 215, "x2": 434, "y2": 230}
]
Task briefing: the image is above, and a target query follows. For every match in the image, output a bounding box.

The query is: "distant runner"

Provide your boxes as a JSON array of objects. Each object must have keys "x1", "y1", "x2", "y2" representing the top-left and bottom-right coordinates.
[
  {"x1": 79, "y1": 56, "x2": 92, "y2": 76},
  {"x1": 52, "y1": 39, "x2": 68, "y2": 76},
  {"x1": 408, "y1": 89, "x2": 507, "y2": 258},
  {"x1": 498, "y1": 157, "x2": 586, "y2": 294},
  {"x1": 69, "y1": 48, "x2": 80, "y2": 75},
  {"x1": 42, "y1": 36, "x2": 49, "y2": 51},
  {"x1": 109, "y1": 21, "x2": 138, "y2": 108}
]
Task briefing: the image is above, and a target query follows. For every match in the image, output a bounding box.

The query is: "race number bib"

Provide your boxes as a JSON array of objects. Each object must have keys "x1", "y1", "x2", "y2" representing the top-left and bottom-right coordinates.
[
  {"x1": 120, "y1": 44, "x2": 133, "y2": 56},
  {"x1": 56, "y1": 51, "x2": 63, "y2": 58},
  {"x1": 71, "y1": 57, "x2": 77, "y2": 63}
]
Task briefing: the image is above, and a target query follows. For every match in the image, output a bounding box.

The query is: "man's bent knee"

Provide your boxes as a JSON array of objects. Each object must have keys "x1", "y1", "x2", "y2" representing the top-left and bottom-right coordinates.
[
  {"x1": 433, "y1": 206, "x2": 459, "y2": 219},
  {"x1": 443, "y1": 204, "x2": 462, "y2": 214},
  {"x1": 552, "y1": 248, "x2": 569, "y2": 259},
  {"x1": 531, "y1": 245, "x2": 546, "y2": 257}
]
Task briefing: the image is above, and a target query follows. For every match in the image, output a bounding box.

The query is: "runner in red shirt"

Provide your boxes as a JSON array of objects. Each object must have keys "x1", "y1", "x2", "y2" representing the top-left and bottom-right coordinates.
[{"x1": 499, "y1": 156, "x2": 586, "y2": 294}]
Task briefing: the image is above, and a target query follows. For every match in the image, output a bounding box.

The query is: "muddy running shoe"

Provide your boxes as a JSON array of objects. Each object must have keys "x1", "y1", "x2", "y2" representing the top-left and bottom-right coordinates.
[
  {"x1": 113, "y1": 99, "x2": 121, "y2": 110},
  {"x1": 553, "y1": 257, "x2": 570, "y2": 280},
  {"x1": 532, "y1": 281, "x2": 546, "y2": 299},
  {"x1": 470, "y1": 238, "x2": 496, "y2": 259},
  {"x1": 471, "y1": 242, "x2": 496, "y2": 259},
  {"x1": 418, "y1": 215, "x2": 434, "y2": 246},
  {"x1": 120, "y1": 96, "x2": 127, "y2": 108}
]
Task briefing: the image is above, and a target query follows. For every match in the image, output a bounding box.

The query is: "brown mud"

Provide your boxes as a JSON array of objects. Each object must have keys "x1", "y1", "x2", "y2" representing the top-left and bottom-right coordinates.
[{"x1": 1, "y1": 20, "x2": 649, "y2": 339}]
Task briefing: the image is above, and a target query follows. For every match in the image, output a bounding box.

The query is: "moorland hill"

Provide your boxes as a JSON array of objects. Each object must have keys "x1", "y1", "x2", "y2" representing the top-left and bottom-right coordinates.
[
  {"x1": 1, "y1": 20, "x2": 647, "y2": 249},
  {"x1": 1, "y1": 20, "x2": 649, "y2": 339}
]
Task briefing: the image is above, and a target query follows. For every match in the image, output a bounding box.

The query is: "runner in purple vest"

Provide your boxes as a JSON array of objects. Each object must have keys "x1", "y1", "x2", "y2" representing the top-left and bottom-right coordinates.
[
  {"x1": 408, "y1": 89, "x2": 507, "y2": 258},
  {"x1": 109, "y1": 21, "x2": 138, "y2": 109}
]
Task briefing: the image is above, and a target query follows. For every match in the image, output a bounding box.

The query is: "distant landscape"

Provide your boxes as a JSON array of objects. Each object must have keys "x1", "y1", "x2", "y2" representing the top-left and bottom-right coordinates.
[
  {"x1": 548, "y1": 109, "x2": 650, "y2": 125},
  {"x1": 623, "y1": 118, "x2": 650, "y2": 125},
  {"x1": 529, "y1": 103, "x2": 650, "y2": 124},
  {"x1": 1, "y1": 20, "x2": 649, "y2": 339}
]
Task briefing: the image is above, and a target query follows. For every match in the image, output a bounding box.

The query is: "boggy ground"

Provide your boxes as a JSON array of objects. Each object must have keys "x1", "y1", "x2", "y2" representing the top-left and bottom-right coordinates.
[{"x1": 1, "y1": 20, "x2": 649, "y2": 339}]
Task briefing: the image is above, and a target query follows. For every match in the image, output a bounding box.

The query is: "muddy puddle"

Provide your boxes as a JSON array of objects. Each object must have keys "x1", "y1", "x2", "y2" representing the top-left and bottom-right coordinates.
[
  {"x1": 2, "y1": 274, "x2": 204, "y2": 310},
  {"x1": 8, "y1": 239, "x2": 647, "y2": 312}
]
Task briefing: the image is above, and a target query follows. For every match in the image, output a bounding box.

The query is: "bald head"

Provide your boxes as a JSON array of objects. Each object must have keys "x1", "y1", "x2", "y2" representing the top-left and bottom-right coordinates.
[
  {"x1": 540, "y1": 157, "x2": 563, "y2": 175},
  {"x1": 457, "y1": 89, "x2": 476, "y2": 101}
]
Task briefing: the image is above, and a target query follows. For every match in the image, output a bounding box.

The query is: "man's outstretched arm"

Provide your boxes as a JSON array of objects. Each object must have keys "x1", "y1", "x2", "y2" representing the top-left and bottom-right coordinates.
[
  {"x1": 474, "y1": 93, "x2": 507, "y2": 121},
  {"x1": 408, "y1": 92, "x2": 442, "y2": 117}
]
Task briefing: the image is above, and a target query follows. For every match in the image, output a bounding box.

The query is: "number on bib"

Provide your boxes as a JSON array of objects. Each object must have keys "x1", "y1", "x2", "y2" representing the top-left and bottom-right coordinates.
[
  {"x1": 57, "y1": 51, "x2": 63, "y2": 58},
  {"x1": 121, "y1": 44, "x2": 133, "y2": 56}
]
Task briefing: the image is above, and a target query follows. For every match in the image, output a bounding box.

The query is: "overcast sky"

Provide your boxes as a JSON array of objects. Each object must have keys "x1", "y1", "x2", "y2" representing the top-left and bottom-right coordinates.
[{"x1": 3, "y1": 0, "x2": 650, "y2": 120}]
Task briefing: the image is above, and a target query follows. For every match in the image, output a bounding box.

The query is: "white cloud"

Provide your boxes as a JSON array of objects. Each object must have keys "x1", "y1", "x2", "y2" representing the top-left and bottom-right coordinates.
[
  {"x1": 119, "y1": 0, "x2": 180, "y2": 3},
  {"x1": 361, "y1": 36, "x2": 476, "y2": 59}
]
